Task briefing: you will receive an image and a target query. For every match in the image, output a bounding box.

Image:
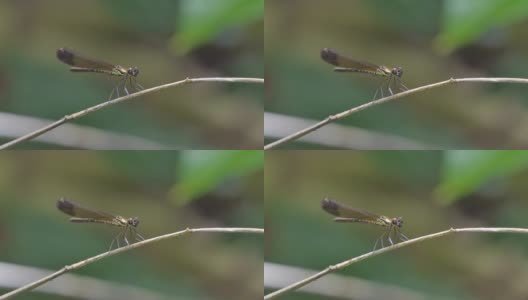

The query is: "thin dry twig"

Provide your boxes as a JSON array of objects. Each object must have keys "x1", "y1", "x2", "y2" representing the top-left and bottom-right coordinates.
[
  {"x1": 264, "y1": 77, "x2": 528, "y2": 150},
  {"x1": 0, "y1": 77, "x2": 264, "y2": 150},
  {"x1": 264, "y1": 227, "x2": 528, "y2": 300},
  {"x1": 0, "y1": 227, "x2": 264, "y2": 300}
]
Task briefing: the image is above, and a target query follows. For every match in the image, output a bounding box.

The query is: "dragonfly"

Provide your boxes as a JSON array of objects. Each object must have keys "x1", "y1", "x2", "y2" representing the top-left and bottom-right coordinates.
[
  {"x1": 56, "y1": 47, "x2": 144, "y2": 99},
  {"x1": 57, "y1": 198, "x2": 144, "y2": 249},
  {"x1": 320, "y1": 48, "x2": 408, "y2": 99},
  {"x1": 321, "y1": 197, "x2": 408, "y2": 250}
]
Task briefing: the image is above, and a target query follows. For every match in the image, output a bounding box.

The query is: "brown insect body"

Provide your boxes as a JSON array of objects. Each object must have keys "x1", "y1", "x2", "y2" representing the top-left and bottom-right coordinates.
[
  {"x1": 320, "y1": 48, "x2": 403, "y2": 78},
  {"x1": 321, "y1": 197, "x2": 407, "y2": 249},
  {"x1": 57, "y1": 198, "x2": 138, "y2": 227},
  {"x1": 56, "y1": 48, "x2": 139, "y2": 77},
  {"x1": 57, "y1": 198, "x2": 143, "y2": 249},
  {"x1": 321, "y1": 197, "x2": 401, "y2": 226},
  {"x1": 56, "y1": 47, "x2": 143, "y2": 100}
]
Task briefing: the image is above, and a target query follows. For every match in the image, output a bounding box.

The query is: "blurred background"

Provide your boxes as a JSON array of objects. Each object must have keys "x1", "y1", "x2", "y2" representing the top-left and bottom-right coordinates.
[
  {"x1": 265, "y1": 150, "x2": 528, "y2": 300},
  {"x1": 0, "y1": 0, "x2": 263, "y2": 149},
  {"x1": 265, "y1": 0, "x2": 528, "y2": 149},
  {"x1": 0, "y1": 150, "x2": 263, "y2": 300}
]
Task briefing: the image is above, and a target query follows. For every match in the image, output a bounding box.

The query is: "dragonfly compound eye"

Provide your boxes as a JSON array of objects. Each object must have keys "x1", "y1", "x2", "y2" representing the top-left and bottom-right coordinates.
[
  {"x1": 393, "y1": 217, "x2": 403, "y2": 227},
  {"x1": 392, "y1": 67, "x2": 403, "y2": 77},
  {"x1": 128, "y1": 67, "x2": 139, "y2": 77},
  {"x1": 129, "y1": 217, "x2": 140, "y2": 227}
]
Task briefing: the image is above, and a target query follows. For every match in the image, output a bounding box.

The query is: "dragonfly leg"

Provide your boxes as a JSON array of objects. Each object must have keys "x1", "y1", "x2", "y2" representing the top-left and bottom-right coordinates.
[
  {"x1": 113, "y1": 228, "x2": 125, "y2": 249},
  {"x1": 387, "y1": 76, "x2": 395, "y2": 95},
  {"x1": 381, "y1": 230, "x2": 388, "y2": 248},
  {"x1": 123, "y1": 226, "x2": 131, "y2": 245},
  {"x1": 129, "y1": 76, "x2": 135, "y2": 93},
  {"x1": 374, "y1": 76, "x2": 392, "y2": 100},
  {"x1": 130, "y1": 227, "x2": 144, "y2": 242},
  {"x1": 108, "y1": 85, "x2": 117, "y2": 100},
  {"x1": 134, "y1": 80, "x2": 145, "y2": 91},
  {"x1": 128, "y1": 76, "x2": 137, "y2": 93},
  {"x1": 374, "y1": 229, "x2": 388, "y2": 250},
  {"x1": 386, "y1": 226, "x2": 395, "y2": 245},
  {"x1": 135, "y1": 230, "x2": 145, "y2": 242},
  {"x1": 382, "y1": 77, "x2": 391, "y2": 98},
  {"x1": 373, "y1": 238, "x2": 380, "y2": 251},
  {"x1": 398, "y1": 78, "x2": 409, "y2": 91},
  {"x1": 109, "y1": 238, "x2": 116, "y2": 251},
  {"x1": 373, "y1": 88, "x2": 380, "y2": 101},
  {"x1": 123, "y1": 77, "x2": 130, "y2": 95},
  {"x1": 399, "y1": 231, "x2": 409, "y2": 241}
]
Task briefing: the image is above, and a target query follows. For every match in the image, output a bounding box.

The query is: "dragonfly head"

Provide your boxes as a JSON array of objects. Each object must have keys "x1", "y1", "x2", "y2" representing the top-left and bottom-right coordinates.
[
  {"x1": 128, "y1": 67, "x2": 140, "y2": 77},
  {"x1": 392, "y1": 217, "x2": 403, "y2": 227},
  {"x1": 128, "y1": 217, "x2": 140, "y2": 227},
  {"x1": 392, "y1": 67, "x2": 403, "y2": 77}
]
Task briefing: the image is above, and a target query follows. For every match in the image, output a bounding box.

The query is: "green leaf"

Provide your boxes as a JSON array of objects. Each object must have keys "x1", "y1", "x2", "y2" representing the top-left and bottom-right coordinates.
[
  {"x1": 171, "y1": 0, "x2": 263, "y2": 53},
  {"x1": 170, "y1": 150, "x2": 263, "y2": 204},
  {"x1": 434, "y1": 150, "x2": 528, "y2": 204},
  {"x1": 435, "y1": 0, "x2": 528, "y2": 53}
]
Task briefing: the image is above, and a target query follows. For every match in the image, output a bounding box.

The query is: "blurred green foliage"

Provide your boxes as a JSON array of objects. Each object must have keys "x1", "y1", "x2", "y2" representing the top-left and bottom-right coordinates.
[
  {"x1": 174, "y1": 0, "x2": 264, "y2": 53},
  {"x1": 435, "y1": 150, "x2": 528, "y2": 204},
  {"x1": 170, "y1": 150, "x2": 263, "y2": 203},
  {"x1": 436, "y1": 0, "x2": 528, "y2": 53}
]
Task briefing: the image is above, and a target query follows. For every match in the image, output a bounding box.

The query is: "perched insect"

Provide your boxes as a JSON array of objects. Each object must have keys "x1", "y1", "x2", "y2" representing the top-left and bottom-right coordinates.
[
  {"x1": 320, "y1": 48, "x2": 408, "y2": 99},
  {"x1": 57, "y1": 198, "x2": 144, "y2": 249},
  {"x1": 321, "y1": 197, "x2": 408, "y2": 249},
  {"x1": 57, "y1": 47, "x2": 144, "y2": 99}
]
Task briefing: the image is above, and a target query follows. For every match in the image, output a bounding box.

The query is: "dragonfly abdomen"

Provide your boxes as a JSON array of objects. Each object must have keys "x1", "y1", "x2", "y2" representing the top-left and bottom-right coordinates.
[
  {"x1": 333, "y1": 217, "x2": 389, "y2": 226},
  {"x1": 68, "y1": 217, "x2": 125, "y2": 226},
  {"x1": 69, "y1": 67, "x2": 126, "y2": 76},
  {"x1": 333, "y1": 67, "x2": 390, "y2": 77}
]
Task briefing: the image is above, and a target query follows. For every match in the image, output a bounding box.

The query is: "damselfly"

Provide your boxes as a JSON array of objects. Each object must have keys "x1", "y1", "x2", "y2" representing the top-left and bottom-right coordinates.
[
  {"x1": 57, "y1": 198, "x2": 144, "y2": 249},
  {"x1": 57, "y1": 47, "x2": 144, "y2": 99},
  {"x1": 321, "y1": 197, "x2": 408, "y2": 249},
  {"x1": 320, "y1": 48, "x2": 408, "y2": 99}
]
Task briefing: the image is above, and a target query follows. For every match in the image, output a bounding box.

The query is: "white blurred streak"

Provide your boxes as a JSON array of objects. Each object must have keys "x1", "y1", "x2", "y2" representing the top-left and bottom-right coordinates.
[
  {"x1": 0, "y1": 262, "x2": 169, "y2": 300},
  {"x1": 264, "y1": 112, "x2": 434, "y2": 149},
  {"x1": 265, "y1": 262, "x2": 438, "y2": 300},
  {"x1": 0, "y1": 112, "x2": 170, "y2": 149}
]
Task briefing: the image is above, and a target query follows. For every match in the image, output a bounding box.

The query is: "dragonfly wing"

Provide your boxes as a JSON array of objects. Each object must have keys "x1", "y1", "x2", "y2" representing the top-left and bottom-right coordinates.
[
  {"x1": 57, "y1": 48, "x2": 116, "y2": 70},
  {"x1": 321, "y1": 197, "x2": 382, "y2": 219},
  {"x1": 57, "y1": 198, "x2": 116, "y2": 221},
  {"x1": 321, "y1": 48, "x2": 381, "y2": 73}
]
